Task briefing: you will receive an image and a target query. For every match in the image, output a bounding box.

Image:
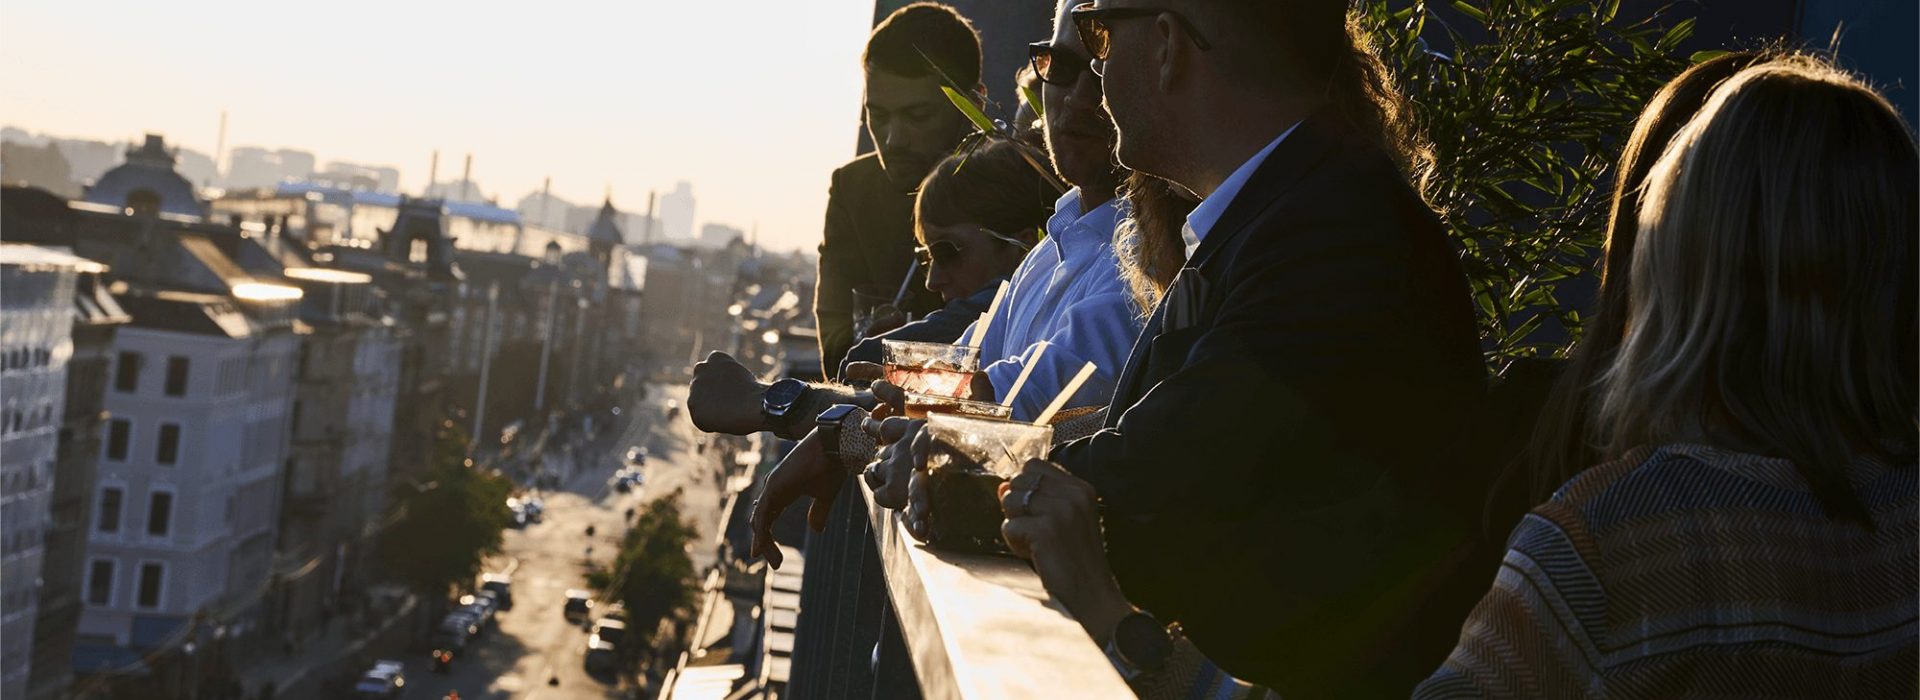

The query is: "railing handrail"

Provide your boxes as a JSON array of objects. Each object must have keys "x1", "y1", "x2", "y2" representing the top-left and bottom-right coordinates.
[{"x1": 859, "y1": 481, "x2": 1135, "y2": 700}]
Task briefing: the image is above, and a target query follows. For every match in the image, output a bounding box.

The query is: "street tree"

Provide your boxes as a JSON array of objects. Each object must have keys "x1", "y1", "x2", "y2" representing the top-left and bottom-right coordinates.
[
  {"x1": 380, "y1": 422, "x2": 515, "y2": 598},
  {"x1": 595, "y1": 491, "x2": 698, "y2": 655}
]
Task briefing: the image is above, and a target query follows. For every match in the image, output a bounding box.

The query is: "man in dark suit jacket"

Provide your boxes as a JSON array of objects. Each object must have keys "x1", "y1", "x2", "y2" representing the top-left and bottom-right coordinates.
[
  {"x1": 1019, "y1": 2, "x2": 1491, "y2": 695},
  {"x1": 814, "y1": 3, "x2": 984, "y2": 376}
]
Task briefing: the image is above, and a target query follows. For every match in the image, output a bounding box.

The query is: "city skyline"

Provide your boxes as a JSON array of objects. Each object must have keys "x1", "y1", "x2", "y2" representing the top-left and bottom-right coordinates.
[{"x1": 0, "y1": 0, "x2": 879, "y2": 253}]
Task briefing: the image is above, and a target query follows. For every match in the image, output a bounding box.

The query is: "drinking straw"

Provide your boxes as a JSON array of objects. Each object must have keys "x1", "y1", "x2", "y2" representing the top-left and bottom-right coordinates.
[
  {"x1": 998, "y1": 342, "x2": 1049, "y2": 408},
  {"x1": 1032, "y1": 362, "x2": 1096, "y2": 426},
  {"x1": 965, "y1": 280, "x2": 1011, "y2": 350},
  {"x1": 892, "y1": 257, "x2": 922, "y2": 307}
]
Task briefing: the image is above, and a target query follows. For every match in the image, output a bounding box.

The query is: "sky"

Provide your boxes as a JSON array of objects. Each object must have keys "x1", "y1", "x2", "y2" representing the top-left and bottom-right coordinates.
[{"x1": 0, "y1": 0, "x2": 878, "y2": 253}]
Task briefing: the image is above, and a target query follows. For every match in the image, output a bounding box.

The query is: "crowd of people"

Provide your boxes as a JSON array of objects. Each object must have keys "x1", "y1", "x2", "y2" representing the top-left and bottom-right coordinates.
[{"x1": 688, "y1": 1, "x2": 1917, "y2": 697}]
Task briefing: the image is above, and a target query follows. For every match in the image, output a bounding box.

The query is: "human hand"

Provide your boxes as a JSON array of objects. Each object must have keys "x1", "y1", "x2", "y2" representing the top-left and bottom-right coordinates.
[
  {"x1": 863, "y1": 418, "x2": 925, "y2": 510},
  {"x1": 748, "y1": 430, "x2": 846, "y2": 569},
  {"x1": 1000, "y1": 460, "x2": 1133, "y2": 643},
  {"x1": 869, "y1": 380, "x2": 908, "y2": 419},
  {"x1": 688, "y1": 352, "x2": 769, "y2": 435},
  {"x1": 844, "y1": 361, "x2": 885, "y2": 385}
]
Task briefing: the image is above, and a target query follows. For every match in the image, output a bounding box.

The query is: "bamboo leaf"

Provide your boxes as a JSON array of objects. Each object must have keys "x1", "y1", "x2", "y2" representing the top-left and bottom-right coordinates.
[
  {"x1": 941, "y1": 85, "x2": 998, "y2": 135},
  {"x1": 1020, "y1": 85, "x2": 1045, "y2": 119}
]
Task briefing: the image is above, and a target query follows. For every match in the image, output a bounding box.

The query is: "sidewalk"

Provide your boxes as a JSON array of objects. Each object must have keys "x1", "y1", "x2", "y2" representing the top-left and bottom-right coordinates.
[{"x1": 235, "y1": 594, "x2": 419, "y2": 699}]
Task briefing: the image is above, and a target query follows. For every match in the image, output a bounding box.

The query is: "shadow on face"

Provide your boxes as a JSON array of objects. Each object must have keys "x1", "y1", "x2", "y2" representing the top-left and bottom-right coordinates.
[
  {"x1": 866, "y1": 70, "x2": 977, "y2": 191},
  {"x1": 918, "y1": 222, "x2": 1028, "y2": 302}
]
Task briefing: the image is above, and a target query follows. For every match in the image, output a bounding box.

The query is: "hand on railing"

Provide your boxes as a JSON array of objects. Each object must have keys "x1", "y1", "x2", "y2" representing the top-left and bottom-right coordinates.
[{"x1": 1000, "y1": 459, "x2": 1134, "y2": 645}]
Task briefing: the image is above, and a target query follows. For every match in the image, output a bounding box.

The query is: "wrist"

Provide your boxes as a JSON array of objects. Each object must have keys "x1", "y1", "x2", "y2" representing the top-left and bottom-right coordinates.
[{"x1": 1081, "y1": 580, "x2": 1135, "y2": 647}]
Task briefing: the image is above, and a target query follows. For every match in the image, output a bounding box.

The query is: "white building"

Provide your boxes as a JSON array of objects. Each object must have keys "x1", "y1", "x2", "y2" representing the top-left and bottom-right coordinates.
[
  {"x1": 0, "y1": 246, "x2": 97, "y2": 699},
  {"x1": 75, "y1": 289, "x2": 299, "y2": 665}
]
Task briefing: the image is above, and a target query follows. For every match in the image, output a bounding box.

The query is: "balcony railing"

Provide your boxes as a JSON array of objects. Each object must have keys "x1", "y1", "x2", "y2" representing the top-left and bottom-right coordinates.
[{"x1": 781, "y1": 478, "x2": 1133, "y2": 699}]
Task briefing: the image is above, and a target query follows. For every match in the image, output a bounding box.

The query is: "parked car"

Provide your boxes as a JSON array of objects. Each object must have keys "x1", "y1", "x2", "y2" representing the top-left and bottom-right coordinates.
[
  {"x1": 563, "y1": 589, "x2": 594, "y2": 622},
  {"x1": 430, "y1": 624, "x2": 470, "y2": 654},
  {"x1": 600, "y1": 602, "x2": 628, "y2": 623},
  {"x1": 440, "y1": 611, "x2": 481, "y2": 640},
  {"x1": 583, "y1": 636, "x2": 618, "y2": 673},
  {"x1": 352, "y1": 660, "x2": 406, "y2": 699},
  {"x1": 589, "y1": 618, "x2": 627, "y2": 649},
  {"x1": 523, "y1": 497, "x2": 545, "y2": 522},
  {"x1": 458, "y1": 594, "x2": 496, "y2": 627},
  {"x1": 624, "y1": 446, "x2": 647, "y2": 466},
  {"x1": 480, "y1": 573, "x2": 513, "y2": 610}
]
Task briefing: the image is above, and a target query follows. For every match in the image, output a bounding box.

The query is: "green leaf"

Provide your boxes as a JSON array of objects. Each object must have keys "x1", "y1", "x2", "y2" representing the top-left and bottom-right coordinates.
[
  {"x1": 1689, "y1": 49, "x2": 1730, "y2": 64},
  {"x1": 1450, "y1": 0, "x2": 1489, "y2": 24},
  {"x1": 941, "y1": 85, "x2": 998, "y2": 135},
  {"x1": 1020, "y1": 85, "x2": 1045, "y2": 119}
]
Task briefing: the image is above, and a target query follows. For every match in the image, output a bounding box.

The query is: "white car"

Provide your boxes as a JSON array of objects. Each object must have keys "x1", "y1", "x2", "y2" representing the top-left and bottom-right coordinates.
[{"x1": 353, "y1": 660, "x2": 406, "y2": 699}]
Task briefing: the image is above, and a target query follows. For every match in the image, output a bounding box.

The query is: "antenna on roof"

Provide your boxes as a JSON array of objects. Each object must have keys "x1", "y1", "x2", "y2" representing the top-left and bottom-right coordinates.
[
  {"x1": 539, "y1": 176, "x2": 552, "y2": 227},
  {"x1": 214, "y1": 110, "x2": 228, "y2": 188},
  {"x1": 460, "y1": 153, "x2": 474, "y2": 202},
  {"x1": 427, "y1": 150, "x2": 440, "y2": 197}
]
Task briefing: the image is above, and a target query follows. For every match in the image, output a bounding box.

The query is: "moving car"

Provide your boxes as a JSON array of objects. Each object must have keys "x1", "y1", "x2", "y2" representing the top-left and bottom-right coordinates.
[
  {"x1": 353, "y1": 660, "x2": 407, "y2": 699},
  {"x1": 563, "y1": 589, "x2": 594, "y2": 622},
  {"x1": 480, "y1": 573, "x2": 513, "y2": 610}
]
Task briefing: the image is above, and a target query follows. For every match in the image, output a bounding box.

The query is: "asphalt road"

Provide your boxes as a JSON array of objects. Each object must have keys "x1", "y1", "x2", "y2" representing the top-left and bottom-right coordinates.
[{"x1": 399, "y1": 383, "x2": 724, "y2": 700}]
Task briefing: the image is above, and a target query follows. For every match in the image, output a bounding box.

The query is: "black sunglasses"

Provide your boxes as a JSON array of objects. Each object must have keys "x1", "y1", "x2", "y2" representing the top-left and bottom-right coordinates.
[
  {"x1": 1028, "y1": 41, "x2": 1093, "y2": 87},
  {"x1": 916, "y1": 228, "x2": 1036, "y2": 265},
  {"x1": 1070, "y1": 3, "x2": 1213, "y2": 65}
]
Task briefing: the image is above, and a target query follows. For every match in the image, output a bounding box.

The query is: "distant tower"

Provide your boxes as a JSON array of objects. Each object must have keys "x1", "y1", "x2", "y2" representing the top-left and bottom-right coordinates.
[
  {"x1": 585, "y1": 195, "x2": 624, "y2": 266},
  {"x1": 659, "y1": 181, "x2": 695, "y2": 241}
]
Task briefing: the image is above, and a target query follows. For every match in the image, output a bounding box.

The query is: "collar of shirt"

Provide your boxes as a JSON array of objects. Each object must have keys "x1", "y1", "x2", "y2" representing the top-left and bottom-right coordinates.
[
  {"x1": 1047, "y1": 187, "x2": 1122, "y2": 261},
  {"x1": 1180, "y1": 120, "x2": 1304, "y2": 259}
]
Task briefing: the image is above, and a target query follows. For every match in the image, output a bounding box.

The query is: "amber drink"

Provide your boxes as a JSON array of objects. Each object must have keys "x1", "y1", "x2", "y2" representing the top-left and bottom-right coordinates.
[{"x1": 923, "y1": 414, "x2": 1052, "y2": 553}]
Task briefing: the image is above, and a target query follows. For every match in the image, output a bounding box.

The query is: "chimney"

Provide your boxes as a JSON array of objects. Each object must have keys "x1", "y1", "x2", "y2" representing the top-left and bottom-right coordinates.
[
  {"x1": 460, "y1": 154, "x2": 474, "y2": 202},
  {"x1": 427, "y1": 150, "x2": 439, "y2": 197}
]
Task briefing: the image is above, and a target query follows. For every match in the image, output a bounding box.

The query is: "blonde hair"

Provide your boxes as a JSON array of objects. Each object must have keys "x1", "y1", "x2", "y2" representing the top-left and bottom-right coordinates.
[{"x1": 1598, "y1": 55, "x2": 1918, "y2": 524}]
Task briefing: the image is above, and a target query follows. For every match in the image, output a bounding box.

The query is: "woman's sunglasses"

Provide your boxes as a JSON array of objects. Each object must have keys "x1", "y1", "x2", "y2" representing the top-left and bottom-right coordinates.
[
  {"x1": 1028, "y1": 41, "x2": 1092, "y2": 87},
  {"x1": 916, "y1": 228, "x2": 1037, "y2": 265},
  {"x1": 1070, "y1": 3, "x2": 1213, "y2": 64}
]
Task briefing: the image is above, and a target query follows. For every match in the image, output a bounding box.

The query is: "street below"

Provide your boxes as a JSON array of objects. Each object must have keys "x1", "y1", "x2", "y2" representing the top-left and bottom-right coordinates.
[{"x1": 400, "y1": 383, "x2": 722, "y2": 700}]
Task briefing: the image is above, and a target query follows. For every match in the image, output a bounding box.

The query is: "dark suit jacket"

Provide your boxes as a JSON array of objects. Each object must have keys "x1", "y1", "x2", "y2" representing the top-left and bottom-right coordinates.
[
  {"x1": 814, "y1": 153, "x2": 947, "y2": 377},
  {"x1": 1051, "y1": 112, "x2": 1490, "y2": 696}
]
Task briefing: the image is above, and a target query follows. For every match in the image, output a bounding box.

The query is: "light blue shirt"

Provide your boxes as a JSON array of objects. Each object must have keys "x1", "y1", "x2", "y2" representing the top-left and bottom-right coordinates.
[
  {"x1": 964, "y1": 188, "x2": 1140, "y2": 421},
  {"x1": 1181, "y1": 121, "x2": 1303, "y2": 258}
]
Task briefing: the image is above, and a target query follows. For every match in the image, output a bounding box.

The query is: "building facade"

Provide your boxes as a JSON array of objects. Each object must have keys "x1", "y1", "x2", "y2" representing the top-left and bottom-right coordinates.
[{"x1": 0, "y1": 246, "x2": 96, "y2": 699}]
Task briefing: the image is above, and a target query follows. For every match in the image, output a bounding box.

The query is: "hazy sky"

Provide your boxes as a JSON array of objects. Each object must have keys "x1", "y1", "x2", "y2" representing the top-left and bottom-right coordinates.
[{"x1": 0, "y1": 0, "x2": 878, "y2": 252}]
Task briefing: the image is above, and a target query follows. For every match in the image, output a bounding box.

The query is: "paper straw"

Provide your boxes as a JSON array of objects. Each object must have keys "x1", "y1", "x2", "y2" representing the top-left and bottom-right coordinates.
[
  {"x1": 965, "y1": 280, "x2": 1011, "y2": 350},
  {"x1": 998, "y1": 342, "x2": 1049, "y2": 408},
  {"x1": 1032, "y1": 362, "x2": 1096, "y2": 426}
]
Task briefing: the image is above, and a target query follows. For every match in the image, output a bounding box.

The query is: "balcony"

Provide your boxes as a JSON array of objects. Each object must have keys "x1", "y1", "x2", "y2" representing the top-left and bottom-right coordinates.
[{"x1": 739, "y1": 477, "x2": 1131, "y2": 699}]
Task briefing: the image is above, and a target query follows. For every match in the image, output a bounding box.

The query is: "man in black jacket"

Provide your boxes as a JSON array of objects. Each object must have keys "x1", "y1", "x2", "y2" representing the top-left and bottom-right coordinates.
[{"x1": 1033, "y1": 1, "x2": 1489, "y2": 694}]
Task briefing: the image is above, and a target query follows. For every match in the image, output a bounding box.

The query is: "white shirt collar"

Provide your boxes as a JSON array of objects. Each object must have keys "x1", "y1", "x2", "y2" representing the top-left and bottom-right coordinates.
[{"x1": 1181, "y1": 120, "x2": 1303, "y2": 259}]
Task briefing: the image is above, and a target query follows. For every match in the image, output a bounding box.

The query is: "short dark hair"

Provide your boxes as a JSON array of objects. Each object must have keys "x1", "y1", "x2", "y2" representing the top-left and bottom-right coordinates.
[
  {"x1": 915, "y1": 141, "x2": 1055, "y2": 243},
  {"x1": 865, "y1": 2, "x2": 983, "y2": 89}
]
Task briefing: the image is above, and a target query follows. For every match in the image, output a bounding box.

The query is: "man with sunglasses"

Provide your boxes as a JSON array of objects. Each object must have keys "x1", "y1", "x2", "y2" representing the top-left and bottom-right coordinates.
[
  {"x1": 982, "y1": 1, "x2": 1490, "y2": 696},
  {"x1": 812, "y1": 2, "x2": 984, "y2": 379}
]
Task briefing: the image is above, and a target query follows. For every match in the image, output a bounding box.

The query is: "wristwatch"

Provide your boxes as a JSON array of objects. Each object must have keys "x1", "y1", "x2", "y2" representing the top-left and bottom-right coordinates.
[
  {"x1": 1104, "y1": 610, "x2": 1175, "y2": 681},
  {"x1": 762, "y1": 378, "x2": 810, "y2": 433},
  {"x1": 814, "y1": 404, "x2": 862, "y2": 473}
]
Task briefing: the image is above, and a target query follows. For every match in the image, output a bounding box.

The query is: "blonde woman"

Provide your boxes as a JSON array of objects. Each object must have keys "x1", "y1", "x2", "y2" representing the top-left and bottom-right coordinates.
[{"x1": 1415, "y1": 54, "x2": 1917, "y2": 698}]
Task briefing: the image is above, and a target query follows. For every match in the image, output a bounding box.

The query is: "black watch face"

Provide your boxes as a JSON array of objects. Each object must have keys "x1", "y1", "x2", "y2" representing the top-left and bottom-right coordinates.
[
  {"x1": 816, "y1": 404, "x2": 858, "y2": 425},
  {"x1": 764, "y1": 379, "x2": 807, "y2": 413},
  {"x1": 1118, "y1": 613, "x2": 1173, "y2": 670}
]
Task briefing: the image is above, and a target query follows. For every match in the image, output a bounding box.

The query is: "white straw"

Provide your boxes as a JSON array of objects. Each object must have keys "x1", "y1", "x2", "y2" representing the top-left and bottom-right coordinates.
[
  {"x1": 965, "y1": 280, "x2": 1010, "y2": 350},
  {"x1": 998, "y1": 342, "x2": 1049, "y2": 408},
  {"x1": 1032, "y1": 362, "x2": 1096, "y2": 426}
]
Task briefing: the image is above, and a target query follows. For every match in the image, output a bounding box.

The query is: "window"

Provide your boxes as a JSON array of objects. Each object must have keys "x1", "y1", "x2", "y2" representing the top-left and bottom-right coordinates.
[
  {"x1": 113, "y1": 352, "x2": 141, "y2": 393},
  {"x1": 163, "y1": 356, "x2": 190, "y2": 397},
  {"x1": 96, "y1": 488, "x2": 123, "y2": 534},
  {"x1": 155, "y1": 424, "x2": 180, "y2": 465},
  {"x1": 136, "y1": 563, "x2": 164, "y2": 609},
  {"x1": 106, "y1": 419, "x2": 130, "y2": 461},
  {"x1": 87, "y1": 560, "x2": 114, "y2": 606},
  {"x1": 146, "y1": 492, "x2": 173, "y2": 537}
]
